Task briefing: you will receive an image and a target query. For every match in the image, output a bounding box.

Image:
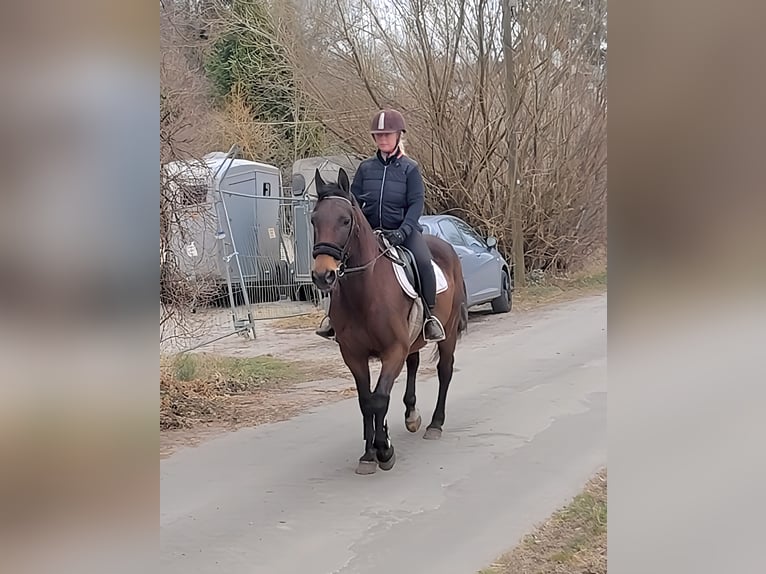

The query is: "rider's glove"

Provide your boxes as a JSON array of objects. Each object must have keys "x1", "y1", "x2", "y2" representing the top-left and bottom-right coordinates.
[{"x1": 384, "y1": 229, "x2": 406, "y2": 246}]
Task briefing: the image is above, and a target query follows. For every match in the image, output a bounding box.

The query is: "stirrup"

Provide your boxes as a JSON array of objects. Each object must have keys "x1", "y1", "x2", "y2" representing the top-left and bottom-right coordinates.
[
  {"x1": 423, "y1": 316, "x2": 446, "y2": 342},
  {"x1": 315, "y1": 316, "x2": 335, "y2": 340}
]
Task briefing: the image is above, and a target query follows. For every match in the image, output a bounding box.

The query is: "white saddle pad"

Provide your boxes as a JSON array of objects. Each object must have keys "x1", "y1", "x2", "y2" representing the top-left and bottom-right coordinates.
[{"x1": 393, "y1": 259, "x2": 449, "y2": 300}]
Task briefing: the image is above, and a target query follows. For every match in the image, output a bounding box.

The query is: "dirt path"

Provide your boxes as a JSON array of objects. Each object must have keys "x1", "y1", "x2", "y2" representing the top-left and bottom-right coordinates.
[
  {"x1": 161, "y1": 304, "x2": 437, "y2": 457},
  {"x1": 161, "y1": 279, "x2": 605, "y2": 457}
]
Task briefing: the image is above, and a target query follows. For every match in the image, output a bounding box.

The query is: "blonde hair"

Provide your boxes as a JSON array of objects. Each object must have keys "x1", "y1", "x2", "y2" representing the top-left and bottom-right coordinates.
[{"x1": 397, "y1": 136, "x2": 407, "y2": 156}]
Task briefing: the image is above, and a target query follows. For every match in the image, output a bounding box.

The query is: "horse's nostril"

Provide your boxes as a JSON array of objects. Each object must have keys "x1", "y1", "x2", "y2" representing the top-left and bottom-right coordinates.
[{"x1": 311, "y1": 269, "x2": 337, "y2": 289}]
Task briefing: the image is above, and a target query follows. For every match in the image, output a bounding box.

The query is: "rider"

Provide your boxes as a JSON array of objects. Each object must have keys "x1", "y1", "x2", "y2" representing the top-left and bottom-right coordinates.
[{"x1": 316, "y1": 108, "x2": 447, "y2": 343}]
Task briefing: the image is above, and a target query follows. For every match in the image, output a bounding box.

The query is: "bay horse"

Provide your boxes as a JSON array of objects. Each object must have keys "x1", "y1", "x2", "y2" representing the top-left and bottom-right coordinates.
[{"x1": 310, "y1": 168, "x2": 468, "y2": 474}]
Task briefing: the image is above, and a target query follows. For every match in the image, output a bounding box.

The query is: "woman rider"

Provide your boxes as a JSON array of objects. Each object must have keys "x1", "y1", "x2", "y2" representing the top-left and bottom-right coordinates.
[{"x1": 316, "y1": 108, "x2": 446, "y2": 342}]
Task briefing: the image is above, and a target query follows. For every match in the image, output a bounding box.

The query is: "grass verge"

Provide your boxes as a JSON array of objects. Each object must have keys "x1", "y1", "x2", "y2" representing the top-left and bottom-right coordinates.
[
  {"x1": 480, "y1": 468, "x2": 607, "y2": 574},
  {"x1": 513, "y1": 268, "x2": 607, "y2": 311},
  {"x1": 160, "y1": 353, "x2": 304, "y2": 430},
  {"x1": 270, "y1": 308, "x2": 326, "y2": 330}
]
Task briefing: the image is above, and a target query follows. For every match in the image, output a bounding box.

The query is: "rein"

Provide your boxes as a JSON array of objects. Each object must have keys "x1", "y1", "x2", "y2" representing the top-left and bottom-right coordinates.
[
  {"x1": 311, "y1": 196, "x2": 389, "y2": 278},
  {"x1": 339, "y1": 247, "x2": 388, "y2": 277}
]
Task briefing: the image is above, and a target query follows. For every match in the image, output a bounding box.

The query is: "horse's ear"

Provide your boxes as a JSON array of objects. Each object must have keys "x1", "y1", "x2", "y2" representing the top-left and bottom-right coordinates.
[
  {"x1": 315, "y1": 168, "x2": 328, "y2": 198},
  {"x1": 337, "y1": 168, "x2": 350, "y2": 196}
]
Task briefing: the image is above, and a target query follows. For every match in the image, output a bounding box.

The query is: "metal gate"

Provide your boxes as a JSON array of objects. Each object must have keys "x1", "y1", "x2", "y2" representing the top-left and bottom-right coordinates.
[
  {"x1": 161, "y1": 145, "x2": 347, "y2": 355},
  {"x1": 168, "y1": 147, "x2": 327, "y2": 352},
  {"x1": 214, "y1": 191, "x2": 321, "y2": 322}
]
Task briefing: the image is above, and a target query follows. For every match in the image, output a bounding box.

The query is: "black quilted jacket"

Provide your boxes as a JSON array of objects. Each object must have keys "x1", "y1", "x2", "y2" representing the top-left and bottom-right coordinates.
[{"x1": 350, "y1": 150, "x2": 425, "y2": 238}]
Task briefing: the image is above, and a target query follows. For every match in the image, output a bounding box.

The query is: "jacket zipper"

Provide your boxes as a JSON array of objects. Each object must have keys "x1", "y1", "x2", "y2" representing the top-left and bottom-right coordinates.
[{"x1": 378, "y1": 165, "x2": 388, "y2": 228}]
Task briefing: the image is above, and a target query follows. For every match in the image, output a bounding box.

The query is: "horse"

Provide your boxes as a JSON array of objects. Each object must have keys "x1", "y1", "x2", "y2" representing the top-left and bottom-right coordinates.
[{"x1": 310, "y1": 167, "x2": 468, "y2": 474}]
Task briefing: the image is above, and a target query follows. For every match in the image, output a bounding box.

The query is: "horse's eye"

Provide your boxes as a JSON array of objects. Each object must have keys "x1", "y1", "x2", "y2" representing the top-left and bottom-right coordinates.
[{"x1": 341, "y1": 217, "x2": 351, "y2": 226}]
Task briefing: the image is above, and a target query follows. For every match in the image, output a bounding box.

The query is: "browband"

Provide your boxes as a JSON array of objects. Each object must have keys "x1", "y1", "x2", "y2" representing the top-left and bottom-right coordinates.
[{"x1": 319, "y1": 195, "x2": 353, "y2": 206}]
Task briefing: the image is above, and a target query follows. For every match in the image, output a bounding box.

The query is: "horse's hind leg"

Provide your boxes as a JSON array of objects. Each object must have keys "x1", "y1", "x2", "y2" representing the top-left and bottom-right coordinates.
[
  {"x1": 424, "y1": 335, "x2": 457, "y2": 440},
  {"x1": 404, "y1": 351, "x2": 422, "y2": 432}
]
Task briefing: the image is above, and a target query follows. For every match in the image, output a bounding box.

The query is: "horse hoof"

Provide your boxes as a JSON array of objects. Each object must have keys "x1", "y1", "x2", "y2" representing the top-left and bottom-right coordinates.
[
  {"x1": 378, "y1": 450, "x2": 396, "y2": 471},
  {"x1": 405, "y1": 412, "x2": 422, "y2": 433},
  {"x1": 355, "y1": 460, "x2": 378, "y2": 475},
  {"x1": 423, "y1": 427, "x2": 442, "y2": 440}
]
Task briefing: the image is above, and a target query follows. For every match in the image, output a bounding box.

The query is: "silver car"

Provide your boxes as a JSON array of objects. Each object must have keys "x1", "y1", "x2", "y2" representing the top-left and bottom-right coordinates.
[{"x1": 420, "y1": 215, "x2": 513, "y2": 313}]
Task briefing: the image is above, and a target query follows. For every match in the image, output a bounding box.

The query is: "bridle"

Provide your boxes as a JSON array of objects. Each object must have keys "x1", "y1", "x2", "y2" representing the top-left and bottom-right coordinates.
[{"x1": 311, "y1": 196, "x2": 388, "y2": 278}]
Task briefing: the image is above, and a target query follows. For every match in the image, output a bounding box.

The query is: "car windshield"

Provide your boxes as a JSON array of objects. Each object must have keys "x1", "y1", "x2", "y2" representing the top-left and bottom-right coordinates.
[
  {"x1": 453, "y1": 219, "x2": 487, "y2": 248},
  {"x1": 438, "y1": 220, "x2": 466, "y2": 245}
]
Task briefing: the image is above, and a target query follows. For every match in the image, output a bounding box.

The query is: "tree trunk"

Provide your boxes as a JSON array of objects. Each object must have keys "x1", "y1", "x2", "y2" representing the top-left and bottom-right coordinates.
[{"x1": 503, "y1": 0, "x2": 525, "y2": 286}]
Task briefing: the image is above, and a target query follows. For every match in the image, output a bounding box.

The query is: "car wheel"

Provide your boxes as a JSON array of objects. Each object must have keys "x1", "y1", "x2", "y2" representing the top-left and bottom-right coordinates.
[{"x1": 491, "y1": 270, "x2": 512, "y2": 313}]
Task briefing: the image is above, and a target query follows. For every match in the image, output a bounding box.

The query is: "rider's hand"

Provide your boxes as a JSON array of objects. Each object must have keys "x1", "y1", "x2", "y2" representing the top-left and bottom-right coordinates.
[{"x1": 384, "y1": 229, "x2": 406, "y2": 246}]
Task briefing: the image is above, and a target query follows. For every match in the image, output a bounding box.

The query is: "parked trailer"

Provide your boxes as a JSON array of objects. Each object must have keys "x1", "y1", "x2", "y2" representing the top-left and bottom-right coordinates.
[
  {"x1": 289, "y1": 154, "x2": 363, "y2": 287},
  {"x1": 163, "y1": 151, "x2": 293, "y2": 304}
]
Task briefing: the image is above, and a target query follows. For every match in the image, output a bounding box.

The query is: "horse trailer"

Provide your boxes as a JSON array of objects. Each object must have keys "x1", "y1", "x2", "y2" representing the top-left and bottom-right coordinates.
[
  {"x1": 289, "y1": 154, "x2": 363, "y2": 284},
  {"x1": 163, "y1": 151, "x2": 293, "y2": 303}
]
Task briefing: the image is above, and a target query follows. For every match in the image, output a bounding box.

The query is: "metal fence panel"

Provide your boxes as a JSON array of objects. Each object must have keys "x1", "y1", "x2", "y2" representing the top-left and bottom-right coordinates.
[{"x1": 163, "y1": 149, "x2": 332, "y2": 353}]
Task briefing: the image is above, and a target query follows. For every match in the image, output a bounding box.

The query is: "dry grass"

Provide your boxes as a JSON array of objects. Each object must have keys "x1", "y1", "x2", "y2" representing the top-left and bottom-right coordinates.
[
  {"x1": 480, "y1": 469, "x2": 607, "y2": 574},
  {"x1": 160, "y1": 353, "x2": 309, "y2": 430},
  {"x1": 270, "y1": 309, "x2": 326, "y2": 330},
  {"x1": 159, "y1": 351, "x2": 357, "y2": 456},
  {"x1": 513, "y1": 266, "x2": 607, "y2": 312}
]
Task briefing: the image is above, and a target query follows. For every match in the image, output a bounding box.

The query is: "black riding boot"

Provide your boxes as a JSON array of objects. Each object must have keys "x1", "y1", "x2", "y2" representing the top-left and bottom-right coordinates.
[
  {"x1": 316, "y1": 315, "x2": 335, "y2": 339},
  {"x1": 402, "y1": 231, "x2": 445, "y2": 342},
  {"x1": 422, "y1": 303, "x2": 446, "y2": 342}
]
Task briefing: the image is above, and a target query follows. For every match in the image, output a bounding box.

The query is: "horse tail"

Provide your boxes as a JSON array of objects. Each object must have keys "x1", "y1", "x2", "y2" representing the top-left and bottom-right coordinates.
[
  {"x1": 429, "y1": 278, "x2": 468, "y2": 362},
  {"x1": 458, "y1": 279, "x2": 468, "y2": 338}
]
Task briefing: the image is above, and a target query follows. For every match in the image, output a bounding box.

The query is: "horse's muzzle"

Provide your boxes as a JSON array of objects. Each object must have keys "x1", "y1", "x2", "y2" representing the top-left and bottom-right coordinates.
[{"x1": 311, "y1": 268, "x2": 337, "y2": 292}]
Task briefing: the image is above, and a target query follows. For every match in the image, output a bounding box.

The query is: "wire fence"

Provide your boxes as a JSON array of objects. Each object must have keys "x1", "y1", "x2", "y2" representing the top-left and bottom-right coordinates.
[{"x1": 161, "y1": 150, "x2": 328, "y2": 353}]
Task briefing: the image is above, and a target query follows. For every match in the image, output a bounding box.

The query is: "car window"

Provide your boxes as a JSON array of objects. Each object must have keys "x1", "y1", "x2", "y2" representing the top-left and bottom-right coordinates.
[
  {"x1": 452, "y1": 219, "x2": 487, "y2": 249},
  {"x1": 438, "y1": 220, "x2": 466, "y2": 246},
  {"x1": 421, "y1": 222, "x2": 436, "y2": 236}
]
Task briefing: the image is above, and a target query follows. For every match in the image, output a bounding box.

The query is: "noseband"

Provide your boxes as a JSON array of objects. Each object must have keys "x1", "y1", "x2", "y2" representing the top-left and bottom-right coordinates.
[{"x1": 311, "y1": 196, "x2": 386, "y2": 277}]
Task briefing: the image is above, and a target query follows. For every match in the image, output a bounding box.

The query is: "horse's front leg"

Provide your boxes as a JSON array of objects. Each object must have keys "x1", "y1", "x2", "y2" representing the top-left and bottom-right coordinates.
[
  {"x1": 370, "y1": 345, "x2": 408, "y2": 471},
  {"x1": 340, "y1": 345, "x2": 376, "y2": 474}
]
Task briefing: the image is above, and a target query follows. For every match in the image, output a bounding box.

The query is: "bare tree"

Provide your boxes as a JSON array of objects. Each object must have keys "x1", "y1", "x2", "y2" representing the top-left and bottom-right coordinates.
[
  {"x1": 160, "y1": 2, "x2": 222, "y2": 346},
  {"x1": 290, "y1": 0, "x2": 607, "y2": 273},
  {"x1": 158, "y1": 0, "x2": 606, "y2": 301}
]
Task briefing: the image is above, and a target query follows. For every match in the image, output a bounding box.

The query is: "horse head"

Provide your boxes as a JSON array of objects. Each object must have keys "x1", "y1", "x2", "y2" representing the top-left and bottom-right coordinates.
[{"x1": 310, "y1": 168, "x2": 367, "y2": 291}]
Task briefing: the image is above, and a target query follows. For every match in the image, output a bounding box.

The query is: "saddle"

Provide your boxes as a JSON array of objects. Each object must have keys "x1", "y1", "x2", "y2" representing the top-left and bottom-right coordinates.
[
  {"x1": 380, "y1": 243, "x2": 448, "y2": 345},
  {"x1": 376, "y1": 232, "x2": 449, "y2": 298},
  {"x1": 385, "y1": 245, "x2": 421, "y2": 294}
]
